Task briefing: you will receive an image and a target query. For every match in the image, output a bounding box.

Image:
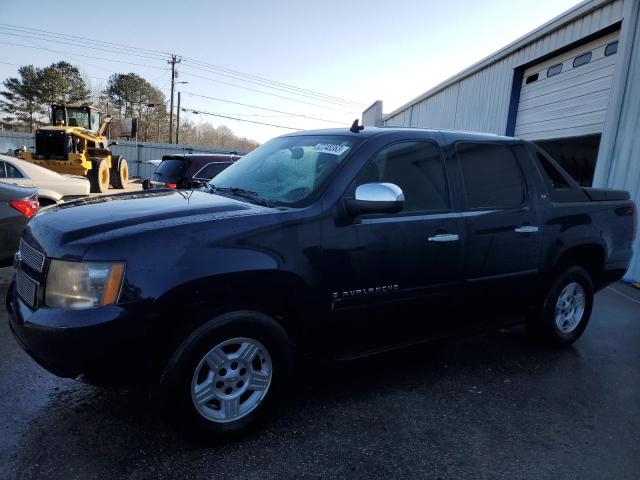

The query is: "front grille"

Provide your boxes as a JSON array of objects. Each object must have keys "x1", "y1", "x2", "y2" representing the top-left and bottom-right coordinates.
[
  {"x1": 19, "y1": 239, "x2": 45, "y2": 273},
  {"x1": 16, "y1": 269, "x2": 39, "y2": 309}
]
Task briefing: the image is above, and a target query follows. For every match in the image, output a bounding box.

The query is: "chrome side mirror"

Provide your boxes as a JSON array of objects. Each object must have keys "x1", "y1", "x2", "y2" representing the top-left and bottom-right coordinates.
[{"x1": 343, "y1": 182, "x2": 404, "y2": 219}]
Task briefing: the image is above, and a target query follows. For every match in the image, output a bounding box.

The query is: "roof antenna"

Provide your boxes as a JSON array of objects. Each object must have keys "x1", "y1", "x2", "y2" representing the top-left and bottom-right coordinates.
[{"x1": 350, "y1": 119, "x2": 364, "y2": 133}]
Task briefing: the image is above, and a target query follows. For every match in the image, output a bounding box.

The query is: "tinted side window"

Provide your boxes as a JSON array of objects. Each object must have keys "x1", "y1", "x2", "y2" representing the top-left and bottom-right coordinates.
[
  {"x1": 5, "y1": 162, "x2": 23, "y2": 178},
  {"x1": 195, "y1": 162, "x2": 230, "y2": 179},
  {"x1": 457, "y1": 142, "x2": 525, "y2": 209},
  {"x1": 0, "y1": 162, "x2": 6, "y2": 178},
  {"x1": 355, "y1": 141, "x2": 449, "y2": 213},
  {"x1": 156, "y1": 159, "x2": 186, "y2": 177},
  {"x1": 529, "y1": 148, "x2": 587, "y2": 203},
  {"x1": 534, "y1": 152, "x2": 570, "y2": 190}
]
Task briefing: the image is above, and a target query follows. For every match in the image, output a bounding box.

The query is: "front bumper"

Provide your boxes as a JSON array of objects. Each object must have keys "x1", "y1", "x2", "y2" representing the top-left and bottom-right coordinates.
[{"x1": 6, "y1": 279, "x2": 154, "y2": 384}]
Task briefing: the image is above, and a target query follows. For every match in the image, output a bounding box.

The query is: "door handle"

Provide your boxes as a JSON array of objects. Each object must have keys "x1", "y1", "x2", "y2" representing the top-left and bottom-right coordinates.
[
  {"x1": 514, "y1": 226, "x2": 539, "y2": 234},
  {"x1": 428, "y1": 233, "x2": 460, "y2": 242}
]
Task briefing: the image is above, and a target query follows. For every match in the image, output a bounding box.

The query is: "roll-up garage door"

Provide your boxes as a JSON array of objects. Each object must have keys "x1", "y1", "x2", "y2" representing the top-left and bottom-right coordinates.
[{"x1": 514, "y1": 31, "x2": 620, "y2": 140}]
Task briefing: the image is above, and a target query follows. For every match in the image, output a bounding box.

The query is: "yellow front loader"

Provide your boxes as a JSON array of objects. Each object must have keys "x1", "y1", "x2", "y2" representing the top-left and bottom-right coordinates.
[{"x1": 19, "y1": 104, "x2": 128, "y2": 193}]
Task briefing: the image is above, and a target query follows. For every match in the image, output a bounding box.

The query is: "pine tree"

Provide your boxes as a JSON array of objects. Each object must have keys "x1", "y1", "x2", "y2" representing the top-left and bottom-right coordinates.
[{"x1": 0, "y1": 65, "x2": 45, "y2": 132}]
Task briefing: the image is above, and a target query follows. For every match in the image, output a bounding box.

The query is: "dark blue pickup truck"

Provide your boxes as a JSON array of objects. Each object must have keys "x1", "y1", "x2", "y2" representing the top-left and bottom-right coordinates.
[{"x1": 7, "y1": 126, "x2": 636, "y2": 438}]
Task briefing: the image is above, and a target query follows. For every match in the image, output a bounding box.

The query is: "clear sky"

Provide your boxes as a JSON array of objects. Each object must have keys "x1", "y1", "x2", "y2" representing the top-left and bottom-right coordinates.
[{"x1": 0, "y1": 0, "x2": 582, "y2": 142}]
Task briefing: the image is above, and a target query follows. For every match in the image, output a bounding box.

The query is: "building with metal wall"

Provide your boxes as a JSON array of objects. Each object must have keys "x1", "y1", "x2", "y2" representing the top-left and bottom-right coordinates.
[{"x1": 363, "y1": 0, "x2": 640, "y2": 280}]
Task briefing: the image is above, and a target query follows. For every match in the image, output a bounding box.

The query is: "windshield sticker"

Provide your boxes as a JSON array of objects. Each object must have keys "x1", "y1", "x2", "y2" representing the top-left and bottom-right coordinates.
[{"x1": 314, "y1": 143, "x2": 350, "y2": 156}]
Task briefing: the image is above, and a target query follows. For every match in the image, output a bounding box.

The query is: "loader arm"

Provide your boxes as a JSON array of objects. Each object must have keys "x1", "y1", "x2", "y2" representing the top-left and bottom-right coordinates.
[{"x1": 96, "y1": 115, "x2": 112, "y2": 137}]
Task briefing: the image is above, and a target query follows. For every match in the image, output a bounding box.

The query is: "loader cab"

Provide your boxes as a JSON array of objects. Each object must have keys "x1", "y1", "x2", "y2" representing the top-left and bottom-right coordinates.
[{"x1": 51, "y1": 105, "x2": 101, "y2": 133}]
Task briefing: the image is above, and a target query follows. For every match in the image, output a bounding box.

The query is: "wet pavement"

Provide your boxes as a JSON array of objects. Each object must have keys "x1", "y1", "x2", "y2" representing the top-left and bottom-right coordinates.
[{"x1": 1, "y1": 266, "x2": 639, "y2": 479}]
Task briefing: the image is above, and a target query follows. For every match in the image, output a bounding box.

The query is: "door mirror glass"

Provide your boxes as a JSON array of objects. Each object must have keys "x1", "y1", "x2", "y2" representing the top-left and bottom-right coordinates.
[{"x1": 345, "y1": 182, "x2": 404, "y2": 217}]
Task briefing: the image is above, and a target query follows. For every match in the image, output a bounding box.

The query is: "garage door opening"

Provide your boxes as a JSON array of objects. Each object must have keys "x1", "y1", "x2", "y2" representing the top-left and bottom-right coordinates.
[{"x1": 534, "y1": 134, "x2": 601, "y2": 186}]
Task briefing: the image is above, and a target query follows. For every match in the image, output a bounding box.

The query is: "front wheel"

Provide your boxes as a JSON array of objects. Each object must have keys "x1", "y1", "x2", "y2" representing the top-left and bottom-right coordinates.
[
  {"x1": 161, "y1": 311, "x2": 293, "y2": 438},
  {"x1": 88, "y1": 159, "x2": 110, "y2": 193},
  {"x1": 528, "y1": 266, "x2": 594, "y2": 345},
  {"x1": 111, "y1": 157, "x2": 128, "y2": 189}
]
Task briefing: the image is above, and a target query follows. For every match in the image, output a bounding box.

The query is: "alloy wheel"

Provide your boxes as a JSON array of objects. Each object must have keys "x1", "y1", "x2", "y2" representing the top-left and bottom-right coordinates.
[
  {"x1": 554, "y1": 281, "x2": 586, "y2": 334},
  {"x1": 191, "y1": 337, "x2": 272, "y2": 423}
]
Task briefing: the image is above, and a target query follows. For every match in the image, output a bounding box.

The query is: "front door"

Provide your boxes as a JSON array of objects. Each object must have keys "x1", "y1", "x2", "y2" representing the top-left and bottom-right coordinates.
[{"x1": 320, "y1": 140, "x2": 464, "y2": 353}]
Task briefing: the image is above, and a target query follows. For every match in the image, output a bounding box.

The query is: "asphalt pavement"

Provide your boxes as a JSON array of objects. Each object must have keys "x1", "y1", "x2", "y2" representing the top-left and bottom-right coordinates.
[{"x1": 0, "y1": 266, "x2": 639, "y2": 480}]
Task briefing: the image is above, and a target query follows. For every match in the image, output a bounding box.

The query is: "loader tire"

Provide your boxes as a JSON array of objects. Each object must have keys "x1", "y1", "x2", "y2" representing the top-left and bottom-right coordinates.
[
  {"x1": 111, "y1": 157, "x2": 128, "y2": 189},
  {"x1": 89, "y1": 159, "x2": 110, "y2": 194}
]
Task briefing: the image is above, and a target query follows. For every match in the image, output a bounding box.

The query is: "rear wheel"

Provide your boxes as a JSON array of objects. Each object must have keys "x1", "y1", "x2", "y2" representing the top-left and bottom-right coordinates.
[
  {"x1": 528, "y1": 266, "x2": 594, "y2": 345},
  {"x1": 161, "y1": 310, "x2": 293, "y2": 439},
  {"x1": 111, "y1": 156, "x2": 128, "y2": 189},
  {"x1": 88, "y1": 159, "x2": 110, "y2": 193}
]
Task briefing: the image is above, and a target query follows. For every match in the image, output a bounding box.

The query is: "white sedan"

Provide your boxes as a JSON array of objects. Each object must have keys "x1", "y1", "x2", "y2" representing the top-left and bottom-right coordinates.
[{"x1": 0, "y1": 154, "x2": 90, "y2": 206}]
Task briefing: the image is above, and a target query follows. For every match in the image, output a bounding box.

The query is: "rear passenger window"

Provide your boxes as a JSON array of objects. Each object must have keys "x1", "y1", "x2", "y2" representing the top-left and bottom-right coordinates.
[
  {"x1": 0, "y1": 162, "x2": 5, "y2": 178},
  {"x1": 194, "y1": 162, "x2": 230, "y2": 180},
  {"x1": 456, "y1": 143, "x2": 525, "y2": 209},
  {"x1": 355, "y1": 141, "x2": 449, "y2": 213},
  {"x1": 534, "y1": 152, "x2": 570, "y2": 190},
  {"x1": 4, "y1": 162, "x2": 23, "y2": 178}
]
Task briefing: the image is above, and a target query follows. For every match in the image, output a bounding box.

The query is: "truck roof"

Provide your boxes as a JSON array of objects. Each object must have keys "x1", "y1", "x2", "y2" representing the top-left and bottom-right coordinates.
[{"x1": 283, "y1": 126, "x2": 518, "y2": 143}]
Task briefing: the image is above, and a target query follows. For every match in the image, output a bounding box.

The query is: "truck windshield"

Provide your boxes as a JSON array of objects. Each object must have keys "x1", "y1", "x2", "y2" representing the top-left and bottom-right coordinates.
[{"x1": 209, "y1": 135, "x2": 360, "y2": 206}]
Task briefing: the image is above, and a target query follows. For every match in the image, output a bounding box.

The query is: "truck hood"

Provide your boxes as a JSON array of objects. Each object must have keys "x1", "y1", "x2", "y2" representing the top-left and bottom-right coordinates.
[{"x1": 25, "y1": 189, "x2": 272, "y2": 256}]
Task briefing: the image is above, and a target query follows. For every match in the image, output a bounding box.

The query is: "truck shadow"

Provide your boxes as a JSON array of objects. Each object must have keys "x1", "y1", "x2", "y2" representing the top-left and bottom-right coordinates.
[{"x1": 6, "y1": 325, "x2": 583, "y2": 479}]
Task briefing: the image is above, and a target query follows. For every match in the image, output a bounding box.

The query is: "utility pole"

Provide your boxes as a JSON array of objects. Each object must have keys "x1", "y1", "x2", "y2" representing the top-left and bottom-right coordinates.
[
  {"x1": 168, "y1": 54, "x2": 181, "y2": 144},
  {"x1": 106, "y1": 100, "x2": 111, "y2": 139},
  {"x1": 176, "y1": 92, "x2": 181, "y2": 145}
]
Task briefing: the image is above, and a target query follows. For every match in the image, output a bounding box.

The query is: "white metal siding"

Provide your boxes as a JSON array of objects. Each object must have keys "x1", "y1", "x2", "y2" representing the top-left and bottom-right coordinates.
[
  {"x1": 383, "y1": 0, "x2": 623, "y2": 134},
  {"x1": 594, "y1": 0, "x2": 640, "y2": 281},
  {"x1": 515, "y1": 31, "x2": 619, "y2": 139}
]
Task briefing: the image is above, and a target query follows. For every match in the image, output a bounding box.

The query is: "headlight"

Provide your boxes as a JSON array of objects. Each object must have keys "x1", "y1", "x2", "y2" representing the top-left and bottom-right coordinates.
[{"x1": 45, "y1": 260, "x2": 125, "y2": 309}]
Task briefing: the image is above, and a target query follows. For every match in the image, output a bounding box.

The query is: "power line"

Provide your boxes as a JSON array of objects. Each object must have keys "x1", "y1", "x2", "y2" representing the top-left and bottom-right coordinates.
[
  {"x1": 0, "y1": 24, "x2": 169, "y2": 59},
  {"x1": 182, "y1": 107, "x2": 302, "y2": 131},
  {"x1": 0, "y1": 40, "x2": 169, "y2": 71},
  {"x1": 180, "y1": 69, "x2": 360, "y2": 114},
  {"x1": 179, "y1": 61, "x2": 363, "y2": 108},
  {"x1": 0, "y1": 30, "x2": 167, "y2": 63},
  {"x1": 0, "y1": 23, "x2": 367, "y2": 108},
  {"x1": 182, "y1": 91, "x2": 344, "y2": 124},
  {"x1": 181, "y1": 59, "x2": 366, "y2": 107}
]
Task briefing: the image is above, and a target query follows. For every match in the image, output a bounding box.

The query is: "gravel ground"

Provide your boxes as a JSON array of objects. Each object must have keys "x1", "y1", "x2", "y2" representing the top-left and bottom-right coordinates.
[{"x1": 0, "y1": 266, "x2": 639, "y2": 480}]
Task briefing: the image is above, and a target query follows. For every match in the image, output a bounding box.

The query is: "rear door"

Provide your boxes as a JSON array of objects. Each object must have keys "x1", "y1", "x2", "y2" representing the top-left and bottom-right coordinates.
[
  {"x1": 0, "y1": 161, "x2": 33, "y2": 188},
  {"x1": 454, "y1": 141, "x2": 542, "y2": 307}
]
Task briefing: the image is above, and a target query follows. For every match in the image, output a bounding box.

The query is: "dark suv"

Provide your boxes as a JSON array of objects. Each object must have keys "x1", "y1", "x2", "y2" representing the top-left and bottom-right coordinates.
[
  {"x1": 7, "y1": 127, "x2": 636, "y2": 439},
  {"x1": 147, "y1": 153, "x2": 240, "y2": 190}
]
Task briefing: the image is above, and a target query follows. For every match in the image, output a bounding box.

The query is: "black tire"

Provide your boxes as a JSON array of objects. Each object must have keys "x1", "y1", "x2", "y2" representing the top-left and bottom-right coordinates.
[
  {"x1": 88, "y1": 159, "x2": 110, "y2": 193},
  {"x1": 528, "y1": 266, "x2": 594, "y2": 345},
  {"x1": 111, "y1": 156, "x2": 128, "y2": 189},
  {"x1": 161, "y1": 310, "x2": 293, "y2": 439}
]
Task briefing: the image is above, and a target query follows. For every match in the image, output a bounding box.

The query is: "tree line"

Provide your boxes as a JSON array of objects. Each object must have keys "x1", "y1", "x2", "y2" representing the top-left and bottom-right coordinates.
[{"x1": 0, "y1": 61, "x2": 259, "y2": 152}]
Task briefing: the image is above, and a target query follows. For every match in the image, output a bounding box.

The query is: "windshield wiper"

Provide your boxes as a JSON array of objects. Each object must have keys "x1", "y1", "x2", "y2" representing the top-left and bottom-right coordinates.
[{"x1": 208, "y1": 185, "x2": 273, "y2": 207}]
